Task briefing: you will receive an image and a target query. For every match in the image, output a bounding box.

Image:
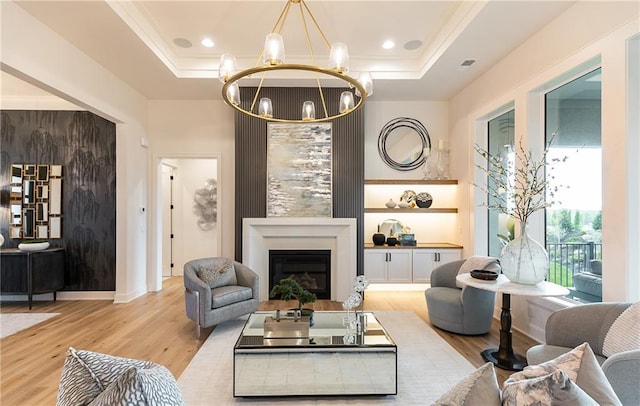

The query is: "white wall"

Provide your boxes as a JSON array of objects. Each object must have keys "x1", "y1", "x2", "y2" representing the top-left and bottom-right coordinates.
[
  {"x1": 363, "y1": 101, "x2": 460, "y2": 244},
  {"x1": 1, "y1": 1, "x2": 150, "y2": 302},
  {"x1": 146, "y1": 100, "x2": 234, "y2": 290},
  {"x1": 449, "y1": 1, "x2": 639, "y2": 340},
  {"x1": 176, "y1": 158, "x2": 219, "y2": 268},
  {"x1": 365, "y1": 101, "x2": 449, "y2": 180}
]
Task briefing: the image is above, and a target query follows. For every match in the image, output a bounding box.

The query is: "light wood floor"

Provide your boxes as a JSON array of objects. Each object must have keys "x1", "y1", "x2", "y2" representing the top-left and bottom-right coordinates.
[{"x1": 0, "y1": 277, "x2": 538, "y2": 405}]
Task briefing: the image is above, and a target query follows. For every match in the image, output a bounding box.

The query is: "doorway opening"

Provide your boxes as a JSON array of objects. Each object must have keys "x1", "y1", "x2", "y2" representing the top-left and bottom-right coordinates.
[{"x1": 155, "y1": 156, "x2": 220, "y2": 283}]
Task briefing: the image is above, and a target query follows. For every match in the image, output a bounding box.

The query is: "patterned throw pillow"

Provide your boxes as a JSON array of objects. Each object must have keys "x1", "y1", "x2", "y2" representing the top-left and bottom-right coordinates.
[
  {"x1": 89, "y1": 364, "x2": 184, "y2": 406},
  {"x1": 502, "y1": 369, "x2": 598, "y2": 405},
  {"x1": 603, "y1": 302, "x2": 640, "y2": 357},
  {"x1": 431, "y1": 362, "x2": 501, "y2": 406},
  {"x1": 504, "y1": 342, "x2": 622, "y2": 406},
  {"x1": 56, "y1": 347, "x2": 184, "y2": 406},
  {"x1": 196, "y1": 261, "x2": 237, "y2": 288}
]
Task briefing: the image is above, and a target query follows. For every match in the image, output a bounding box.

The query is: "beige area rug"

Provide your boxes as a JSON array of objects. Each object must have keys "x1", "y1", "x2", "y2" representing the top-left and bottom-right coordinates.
[
  {"x1": 0, "y1": 313, "x2": 60, "y2": 339},
  {"x1": 178, "y1": 311, "x2": 475, "y2": 405}
]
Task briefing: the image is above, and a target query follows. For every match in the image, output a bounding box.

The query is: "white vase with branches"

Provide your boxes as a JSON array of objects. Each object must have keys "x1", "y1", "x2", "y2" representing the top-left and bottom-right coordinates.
[{"x1": 475, "y1": 134, "x2": 567, "y2": 284}]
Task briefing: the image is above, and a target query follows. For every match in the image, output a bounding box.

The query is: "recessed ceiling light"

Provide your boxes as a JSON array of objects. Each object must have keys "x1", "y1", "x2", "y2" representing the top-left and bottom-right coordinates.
[
  {"x1": 382, "y1": 40, "x2": 395, "y2": 50},
  {"x1": 173, "y1": 38, "x2": 193, "y2": 49},
  {"x1": 201, "y1": 38, "x2": 215, "y2": 48},
  {"x1": 404, "y1": 40, "x2": 423, "y2": 50}
]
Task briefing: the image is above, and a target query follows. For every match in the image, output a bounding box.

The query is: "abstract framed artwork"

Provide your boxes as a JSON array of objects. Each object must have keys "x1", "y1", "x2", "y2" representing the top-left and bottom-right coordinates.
[{"x1": 267, "y1": 123, "x2": 332, "y2": 217}]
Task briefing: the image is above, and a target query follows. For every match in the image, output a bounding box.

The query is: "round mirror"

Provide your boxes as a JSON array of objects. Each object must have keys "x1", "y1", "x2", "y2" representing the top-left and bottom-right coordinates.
[{"x1": 378, "y1": 117, "x2": 431, "y2": 171}]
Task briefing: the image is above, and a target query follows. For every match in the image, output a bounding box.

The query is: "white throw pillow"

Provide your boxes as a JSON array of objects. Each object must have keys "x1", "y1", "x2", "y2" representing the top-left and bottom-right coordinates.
[{"x1": 603, "y1": 302, "x2": 640, "y2": 357}]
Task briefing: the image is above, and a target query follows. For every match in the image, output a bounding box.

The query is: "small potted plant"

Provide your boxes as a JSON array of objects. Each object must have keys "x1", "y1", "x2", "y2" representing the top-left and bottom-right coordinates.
[{"x1": 269, "y1": 276, "x2": 317, "y2": 320}]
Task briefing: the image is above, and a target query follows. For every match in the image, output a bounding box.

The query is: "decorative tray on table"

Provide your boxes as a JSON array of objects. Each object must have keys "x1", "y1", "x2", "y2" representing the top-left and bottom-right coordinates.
[{"x1": 470, "y1": 269, "x2": 499, "y2": 281}]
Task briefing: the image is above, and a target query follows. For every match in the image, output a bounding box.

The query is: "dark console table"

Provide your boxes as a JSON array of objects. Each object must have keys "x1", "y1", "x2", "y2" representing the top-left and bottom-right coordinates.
[{"x1": 0, "y1": 248, "x2": 65, "y2": 309}]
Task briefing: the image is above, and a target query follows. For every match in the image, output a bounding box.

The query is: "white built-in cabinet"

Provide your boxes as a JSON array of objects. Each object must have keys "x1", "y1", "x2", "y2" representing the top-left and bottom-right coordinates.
[
  {"x1": 364, "y1": 246, "x2": 461, "y2": 283},
  {"x1": 364, "y1": 249, "x2": 413, "y2": 283},
  {"x1": 411, "y1": 249, "x2": 462, "y2": 282},
  {"x1": 363, "y1": 178, "x2": 462, "y2": 283}
]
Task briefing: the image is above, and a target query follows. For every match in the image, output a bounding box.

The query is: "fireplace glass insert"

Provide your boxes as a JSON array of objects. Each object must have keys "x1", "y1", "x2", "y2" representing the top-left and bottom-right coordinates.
[{"x1": 269, "y1": 250, "x2": 330, "y2": 300}]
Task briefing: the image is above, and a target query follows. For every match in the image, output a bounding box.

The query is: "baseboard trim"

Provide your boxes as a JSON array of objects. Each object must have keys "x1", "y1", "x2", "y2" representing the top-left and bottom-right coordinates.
[
  {"x1": 113, "y1": 288, "x2": 147, "y2": 303},
  {"x1": 1, "y1": 291, "x2": 115, "y2": 301}
]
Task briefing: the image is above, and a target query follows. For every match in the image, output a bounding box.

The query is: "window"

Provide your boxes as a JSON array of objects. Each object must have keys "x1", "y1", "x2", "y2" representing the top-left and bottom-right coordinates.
[
  {"x1": 487, "y1": 110, "x2": 515, "y2": 258},
  {"x1": 544, "y1": 68, "x2": 602, "y2": 302}
]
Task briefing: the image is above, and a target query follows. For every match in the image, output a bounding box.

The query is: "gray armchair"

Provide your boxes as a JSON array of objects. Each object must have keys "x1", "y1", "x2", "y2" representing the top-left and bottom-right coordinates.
[
  {"x1": 424, "y1": 259, "x2": 499, "y2": 335},
  {"x1": 526, "y1": 302, "x2": 640, "y2": 405},
  {"x1": 184, "y1": 258, "x2": 259, "y2": 338}
]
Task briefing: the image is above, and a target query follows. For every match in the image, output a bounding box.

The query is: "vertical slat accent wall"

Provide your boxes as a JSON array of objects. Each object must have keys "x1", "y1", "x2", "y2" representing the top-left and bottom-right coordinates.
[{"x1": 234, "y1": 87, "x2": 364, "y2": 276}]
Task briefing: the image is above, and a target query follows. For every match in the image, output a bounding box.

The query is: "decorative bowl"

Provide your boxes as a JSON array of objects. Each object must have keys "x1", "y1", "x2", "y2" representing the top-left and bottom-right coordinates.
[
  {"x1": 18, "y1": 242, "x2": 50, "y2": 252},
  {"x1": 415, "y1": 192, "x2": 433, "y2": 208},
  {"x1": 470, "y1": 269, "x2": 499, "y2": 281}
]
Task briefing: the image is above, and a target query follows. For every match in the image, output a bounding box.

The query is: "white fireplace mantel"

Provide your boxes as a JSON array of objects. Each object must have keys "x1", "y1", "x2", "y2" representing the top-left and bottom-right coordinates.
[{"x1": 242, "y1": 217, "x2": 357, "y2": 302}]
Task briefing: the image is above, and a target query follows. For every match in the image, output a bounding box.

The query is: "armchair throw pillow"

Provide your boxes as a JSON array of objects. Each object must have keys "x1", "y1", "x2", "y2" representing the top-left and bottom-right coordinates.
[{"x1": 196, "y1": 261, "x2": 237, "y2": 289}]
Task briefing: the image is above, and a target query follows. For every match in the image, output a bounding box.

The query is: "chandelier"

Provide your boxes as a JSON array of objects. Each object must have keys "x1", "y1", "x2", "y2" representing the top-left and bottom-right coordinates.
[{"x1": 219, "y1": 0, "x2": 373, "y2": 123}]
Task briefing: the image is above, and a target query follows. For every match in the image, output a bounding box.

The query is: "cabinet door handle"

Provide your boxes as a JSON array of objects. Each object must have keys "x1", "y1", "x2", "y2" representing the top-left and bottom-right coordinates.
[{"x1": 388, "y1": 253, "x2": 391, "y2": 262}]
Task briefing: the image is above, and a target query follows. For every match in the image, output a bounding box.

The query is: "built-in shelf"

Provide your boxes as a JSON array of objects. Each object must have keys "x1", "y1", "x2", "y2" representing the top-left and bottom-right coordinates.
[
  {"x1": 365, "y1": 179, "x2": 458, "y2": 185},
  {"x1": 364, "y1": 208, "x2": 458, "y2": 213}
]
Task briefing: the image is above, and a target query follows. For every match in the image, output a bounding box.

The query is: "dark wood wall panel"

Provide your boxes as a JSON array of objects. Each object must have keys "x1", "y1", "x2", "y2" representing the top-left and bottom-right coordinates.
[{"x1": 234, "y1": 87, "x2": 364, "y2": 275}]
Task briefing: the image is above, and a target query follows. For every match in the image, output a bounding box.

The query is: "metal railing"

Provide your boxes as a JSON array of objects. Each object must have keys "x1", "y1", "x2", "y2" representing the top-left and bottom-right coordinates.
[{"x1": 546, "y1": 242, "x2": 602, "y2": 288}]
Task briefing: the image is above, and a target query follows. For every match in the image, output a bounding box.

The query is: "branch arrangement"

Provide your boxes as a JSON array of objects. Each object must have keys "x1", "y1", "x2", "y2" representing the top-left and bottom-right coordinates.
[{"x1": 474, "y1": 134, "x2": 567, "y2": 225}]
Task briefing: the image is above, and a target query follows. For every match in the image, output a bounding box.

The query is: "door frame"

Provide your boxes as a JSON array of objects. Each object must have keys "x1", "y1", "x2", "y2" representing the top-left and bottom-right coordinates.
[{"x1": 149, "y1": 153, "x2": 222, "y2": 291}]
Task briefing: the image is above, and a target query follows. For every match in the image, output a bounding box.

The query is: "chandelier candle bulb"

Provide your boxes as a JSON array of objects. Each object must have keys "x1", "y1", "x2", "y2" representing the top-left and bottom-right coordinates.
[
  {"x1": 258, "y1": 98, "x2": 273, "y2": 118},
  {"x1": 302, "y1": 101, "x2": 316, "y2": 121},
  {"x1": 264, "y1": 33, "x2": 285, "y2": 65},
  {"x1": 339, "y1": 91, "x2": 355, "y2": 113},
  {"x1": 329, "y1": 42, "x2": 349, "y2": 73},
  {"x1": 218, "y1": 54, "x2": 238, "y2": 82},
  {"x1": 226, "y1": 82, "x2": 241, "y2": 105},
  {"x1": 356, "y1": 72, "x2": 373, "y2": 97}
]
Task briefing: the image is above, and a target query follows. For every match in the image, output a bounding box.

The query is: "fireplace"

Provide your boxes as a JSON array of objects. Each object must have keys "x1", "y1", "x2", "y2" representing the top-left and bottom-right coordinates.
[
  {"x1": 269, "y1": 250, "x2": 331, "y2": 300},
  {"x1": 242, "y1": 217, "x2": 357, "y2": 301}
]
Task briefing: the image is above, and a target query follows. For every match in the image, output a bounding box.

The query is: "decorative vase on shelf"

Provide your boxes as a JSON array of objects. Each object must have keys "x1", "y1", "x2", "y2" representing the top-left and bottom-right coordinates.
[
  {"x1": 436, "y1": 150, "x2": 449, "y2": 180},
  {"x1": 372, "y1": 226, "x2": 386, "y2": 246},
  {"x1": 386, "y1": 236, "x2": 398, "y2": 246},
  {"x1": 500, "y1": 222, "x2": 549, "y2": 285},
  {"x1": 385, "y1": 198, "x2": 397, "y2": 208}
]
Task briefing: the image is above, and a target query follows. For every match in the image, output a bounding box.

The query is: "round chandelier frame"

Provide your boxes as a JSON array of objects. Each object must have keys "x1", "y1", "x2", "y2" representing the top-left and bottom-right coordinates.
[
  {"x1": 221, "y1": 64, "x2": 368, "y2": 123},
  {"x1": 219, "y1": 0, "x2": 372, "y2": 124}
]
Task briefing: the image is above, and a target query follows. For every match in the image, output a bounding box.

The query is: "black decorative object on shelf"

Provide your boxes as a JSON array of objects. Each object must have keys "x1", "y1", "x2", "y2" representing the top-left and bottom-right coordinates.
[
  {"x1": 415, "y1": 192, "x2": 433, "y2": 208},
  {"x1": 386, "y1": 236, "x2": 398, "y2": 246},
  {"x1": 372, "y1": 225, "x2": 386, "y2": 246}
]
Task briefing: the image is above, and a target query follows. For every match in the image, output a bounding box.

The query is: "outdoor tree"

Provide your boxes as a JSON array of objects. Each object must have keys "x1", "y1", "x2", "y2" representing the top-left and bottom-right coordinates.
[{"x1": 592, "y1": 212, "x2": 602, "y2": 231}]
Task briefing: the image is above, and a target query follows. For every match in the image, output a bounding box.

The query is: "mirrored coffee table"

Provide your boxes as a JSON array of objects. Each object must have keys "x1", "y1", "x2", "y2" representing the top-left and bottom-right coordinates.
[{"x1": 233, "y1": 311, "x2": 397, "y2": 397}]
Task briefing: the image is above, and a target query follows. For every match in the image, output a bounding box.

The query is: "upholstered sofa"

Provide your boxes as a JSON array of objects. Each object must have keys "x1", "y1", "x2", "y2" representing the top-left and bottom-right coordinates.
[
  {"x1": 526, "y1": 302, "x2": 640, "y2": 405},
  {"x1": 570, "y1": 259, "x2": 602, "y2": 302},
  {"x1": 424, "y1": 258, "x2": 500, "y2": 335},
  {"x1": 183, "y1": 258, "x2": 259, "y2": 338}
]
